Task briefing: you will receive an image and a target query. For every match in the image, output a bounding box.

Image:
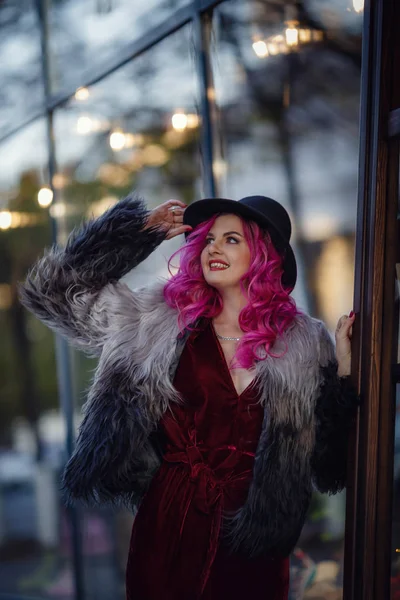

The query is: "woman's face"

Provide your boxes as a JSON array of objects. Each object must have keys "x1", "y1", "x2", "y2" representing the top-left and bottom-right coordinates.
[{"x1": 200, "y1": 214, "x2": 251, "y2": 292}]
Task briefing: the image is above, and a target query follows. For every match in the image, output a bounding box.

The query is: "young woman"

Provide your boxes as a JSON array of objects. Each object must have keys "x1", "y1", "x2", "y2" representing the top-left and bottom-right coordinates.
[{"x1": 20, "y1": 194, "x2": 357, "y2": 600}]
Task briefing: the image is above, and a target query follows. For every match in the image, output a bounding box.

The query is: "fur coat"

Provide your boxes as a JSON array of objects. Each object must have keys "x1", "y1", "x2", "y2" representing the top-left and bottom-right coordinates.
[{"x1": 20, "y1": 195, "x2": 358, "y2": 558}]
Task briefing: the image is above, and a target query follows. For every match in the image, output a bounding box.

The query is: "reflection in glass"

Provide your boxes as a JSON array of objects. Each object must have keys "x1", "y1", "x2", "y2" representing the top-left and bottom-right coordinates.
[
  {"x1": 53, "y1": 25, "x2": 200, "y2": 599},
  {"x1": 0, "y1": 1, "x2": 45, "y2": 138},
  {"x1": 212, "y1": 1, "x2": 362, "y2": 596},
  {"x1": 48, "y1": 0, "x2": 190, "y2": 92},
  {"x1": 0, "y1": 119, "x2": 76, "y2": 599}
]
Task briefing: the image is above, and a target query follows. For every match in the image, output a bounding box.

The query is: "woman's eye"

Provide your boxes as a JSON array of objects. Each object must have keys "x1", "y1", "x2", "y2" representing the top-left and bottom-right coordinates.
[{"x1": 205, "y1": 236, "x2": 239, "y2": 245}]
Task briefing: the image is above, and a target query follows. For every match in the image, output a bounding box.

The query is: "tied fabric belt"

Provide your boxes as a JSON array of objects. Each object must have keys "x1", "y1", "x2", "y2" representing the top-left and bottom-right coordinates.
[{"x1": 164, "y1": 442, "x2": 254, "y2": 595}]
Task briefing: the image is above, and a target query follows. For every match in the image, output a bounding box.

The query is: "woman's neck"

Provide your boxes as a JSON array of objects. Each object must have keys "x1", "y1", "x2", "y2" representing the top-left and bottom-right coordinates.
[{"x1": 212, "y1": 289, "x2": 247, "y2": 336}]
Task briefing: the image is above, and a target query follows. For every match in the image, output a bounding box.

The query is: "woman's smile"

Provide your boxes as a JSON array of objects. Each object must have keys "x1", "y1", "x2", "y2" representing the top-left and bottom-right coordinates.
[{"x1": 209, "y1": 260, "x2": 230, "y2": 271}]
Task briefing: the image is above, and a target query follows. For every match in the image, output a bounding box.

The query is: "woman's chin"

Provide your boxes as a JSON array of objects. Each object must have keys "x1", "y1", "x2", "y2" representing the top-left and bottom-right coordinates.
[{"x1": 204, "y1": 273, "x2": 237, "y2": 290}]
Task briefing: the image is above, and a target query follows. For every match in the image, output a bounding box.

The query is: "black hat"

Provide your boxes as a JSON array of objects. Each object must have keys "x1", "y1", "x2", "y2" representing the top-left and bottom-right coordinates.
[{"x1": 183, "y1": 195, "x2": 297, "y2": 289}]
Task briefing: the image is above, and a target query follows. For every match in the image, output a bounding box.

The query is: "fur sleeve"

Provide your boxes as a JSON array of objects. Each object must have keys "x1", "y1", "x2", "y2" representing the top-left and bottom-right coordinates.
[
  {"x1": 311, "y1": 322, "x2": 359, "y2": 493},
  {"x1": 19, "y1": 194, "x2": 166, "y2": 353}
]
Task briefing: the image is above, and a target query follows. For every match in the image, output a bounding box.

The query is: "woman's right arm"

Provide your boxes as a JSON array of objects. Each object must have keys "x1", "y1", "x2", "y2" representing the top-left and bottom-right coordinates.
[{"x1": 19, "y1": 194, "x2": 190, "y2": 354}]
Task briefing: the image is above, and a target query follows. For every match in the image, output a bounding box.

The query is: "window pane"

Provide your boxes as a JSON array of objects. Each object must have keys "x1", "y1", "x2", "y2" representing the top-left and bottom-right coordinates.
[
  {"x1": 48, "y1": 0, "x2": 191, "y2": 93},
  {"x1": 212, "y1": 0, "x2": 363, "y2": 596},
  {"x1": 53, "y1": 24, "x2": 200, "y2": 599},
  {"x1": 0, "y1": 119, "x2": 76, "y2": 600},
  {"x1": 0, "y1": 1, "x2": 45, "y2": 138}
]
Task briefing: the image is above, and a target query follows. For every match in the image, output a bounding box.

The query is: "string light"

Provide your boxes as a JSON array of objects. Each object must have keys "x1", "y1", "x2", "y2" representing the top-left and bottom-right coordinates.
[
  {"x1": 252, "y1": 40, "x2": 269, "y2": 58},
  {"x1": 353, "y1": 0, "x2": 364, "y2": 13},
  {"x1": 49, "y1": 203, "x2": 67, "y2": 219},
  {"x1": 109, "y1": 129, "x2": 126, "y2": 151},
  {"x1": 252, "y1": 23, "x2": 323, "y2": 59},
  {"x1": 171, "y1": 111, "x2": 200, "y2": 132},
  {"x1": 285, "y1": 21, "x2": 299, "y2": 47},
  {"x1": 186, "y1": 114, "x2": 200, "y2": 128},
  {"x1": 0, "y1": 212, "x2": 42, "y2": 229},
  {"x1": 171, "y1": 112, "x2": 188, "y2": 132},
  {"x1": 0, "y1": 211, "x2": 12, "y2": 230},
  {"x1": 76, "y1": 116, "x2": 94, "y2": 135},
  {"x1": 52, "y1": 173, "x2": 68, "y2": 189},
  {"x1": 75, "y1": 87, "x2": 90, "y2": 101},
  {"x1": 38, "y1": 187, "x2": 54, "y2": 208},
  {"x1": 299, "y1": 29, "x2": 312, "y2": 43}
]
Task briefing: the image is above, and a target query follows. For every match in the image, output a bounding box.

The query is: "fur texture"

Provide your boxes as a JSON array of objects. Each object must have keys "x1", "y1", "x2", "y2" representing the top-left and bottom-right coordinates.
[
  {"x1": 311, "y1": 363, "x2": 359, "y2": 494},
  {"x1": 20, "y1": 194, "x2": 359, "y2": 558},
  {"x1": 19, "y1": 195, "x2": 166, "y2": 354}
]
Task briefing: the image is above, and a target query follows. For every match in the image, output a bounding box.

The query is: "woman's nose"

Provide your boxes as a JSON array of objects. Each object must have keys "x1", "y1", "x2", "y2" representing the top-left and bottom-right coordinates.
[{"x1": 208, "y1": 243, "x2": 222, "y2": 254}]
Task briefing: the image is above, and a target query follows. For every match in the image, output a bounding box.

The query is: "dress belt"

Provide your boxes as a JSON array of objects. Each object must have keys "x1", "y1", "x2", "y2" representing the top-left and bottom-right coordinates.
[{"x1": 163, "y1": 443, "x2": 254, "y2": 595}]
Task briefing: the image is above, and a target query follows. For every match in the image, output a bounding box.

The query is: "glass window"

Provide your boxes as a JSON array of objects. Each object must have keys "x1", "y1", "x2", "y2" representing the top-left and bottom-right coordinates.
[
  {"x1": 0, "y1": 1, "x2": 45, "y2": 138},
  {"x1": 0, "y1": 119, "x2": 76, "y2": 599},
  {"x1": 47, "y1": 0, "x2": 191, "y2": 93},
  {"x1": 53, "y1": 24, "x2": 200, "y2": 599},
  {"x1": 212, "y1": 0, "x2": 363, "y2": 596}
]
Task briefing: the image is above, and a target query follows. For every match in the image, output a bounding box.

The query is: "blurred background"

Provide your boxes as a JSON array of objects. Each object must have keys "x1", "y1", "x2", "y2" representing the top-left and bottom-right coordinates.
[{"x1": 1, "y1": 0, "x2": 392, "y2": 599}]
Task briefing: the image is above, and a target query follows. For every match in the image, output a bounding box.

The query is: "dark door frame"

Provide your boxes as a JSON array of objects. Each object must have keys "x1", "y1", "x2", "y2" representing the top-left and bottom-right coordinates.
[{"x1": 344, "y1": 0, "x2": 400, "y2": 598}]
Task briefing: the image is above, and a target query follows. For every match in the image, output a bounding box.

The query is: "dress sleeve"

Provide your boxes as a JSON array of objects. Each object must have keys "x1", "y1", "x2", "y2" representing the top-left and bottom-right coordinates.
[
  {"x1": 310, "y1": 322, "x2": 359, "y2": 494},
  {"x1": 19, "y1": 194, "x2": 166, "y2": 355}
]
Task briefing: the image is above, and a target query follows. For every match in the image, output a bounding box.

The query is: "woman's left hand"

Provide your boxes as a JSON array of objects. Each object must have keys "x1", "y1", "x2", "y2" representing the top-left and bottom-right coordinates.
[{"x1": 335, "y1": 312, "x2": 356, "y2": 377}]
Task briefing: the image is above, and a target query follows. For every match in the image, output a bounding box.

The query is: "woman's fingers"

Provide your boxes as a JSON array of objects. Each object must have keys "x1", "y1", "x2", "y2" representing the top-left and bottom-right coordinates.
[
  {"x1": 165, "y1": 224, "x2": 193, "y2": 240},
  {"x1": 167, "y1": 199, "x2": 187, "y2": 209},
  {"x1": 336, "y1": 312, "x2": 356, "y2": 339}
]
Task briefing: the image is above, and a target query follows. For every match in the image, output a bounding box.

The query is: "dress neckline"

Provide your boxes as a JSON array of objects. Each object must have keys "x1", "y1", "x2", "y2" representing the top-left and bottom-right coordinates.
[{"x1": 209, "y1": 322, "x2": 256, "y2": 398}]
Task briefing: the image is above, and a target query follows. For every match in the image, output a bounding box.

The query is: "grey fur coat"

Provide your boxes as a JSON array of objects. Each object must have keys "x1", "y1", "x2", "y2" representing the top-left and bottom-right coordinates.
[{"x1": 20, "y1": 195, "x2": 358, "y2": 558}]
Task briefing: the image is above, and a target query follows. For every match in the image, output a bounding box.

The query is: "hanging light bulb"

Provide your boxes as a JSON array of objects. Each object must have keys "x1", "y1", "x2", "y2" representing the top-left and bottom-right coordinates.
[
  {"x1": 77, "y1": 116, "x2": 94, "y2": 135},
  {"x1": 252, "y1": 40, "x2": 269, "y2": 58},
  {"x1": 109, "y1": 129, "x2": 126, "y2": 151},
  {"x1": 75, "y1": 87, "x2": 90, "y2": 101},
  {"x1": 172, "y1": 111, "x2": 188, "y2": 132},
  {"x1": 186, "y1": 114, "x2": 200, "y2": 128},
  {"x1": 38, "y1": 187, "x2": 54, "y2": 208},
  {"x1": 353, "y1": 0, "x2": 364, "y2": 12},
  {"x1": 285, "y1": 21, "x2": 299, "y2": 47},
  {"x1": 0, "y1": 211, "x2": 12, "y2": 230}
]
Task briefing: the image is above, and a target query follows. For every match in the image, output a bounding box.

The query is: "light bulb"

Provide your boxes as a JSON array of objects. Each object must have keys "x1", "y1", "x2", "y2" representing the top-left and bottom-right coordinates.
[
  {"x1": 172, "y1": 112, "x2": 188, "y2": 131},
  {"x1": 75, "y1": 87, "x2": 89, "y2": 101},
  {"x1": 0, "y1": 211, "x2": 12, "y2": 230},
  {"x1": 76, "y1": 116, "x2": 93, "y2": 134},
  {"x1": 285, "y1": 26, "x2": 299, "y2": 47},
  {"x1": 252, "y1": 40, "x2": 269, "y2": 58},
  {"x1": 353, "y1": 0, "x2": 364, "y2": 13},
  {"x1": 109, "y1": 129, "x2": 126, "y2": 151},
  {"x1": 38, "y1": 187, "x2": 54, "y2": 208}
]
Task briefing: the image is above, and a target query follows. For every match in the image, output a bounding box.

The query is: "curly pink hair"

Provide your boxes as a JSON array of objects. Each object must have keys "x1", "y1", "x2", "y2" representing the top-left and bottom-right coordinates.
[{"x1": 163, "y1": 215, "x2": 300, "y2": 368}]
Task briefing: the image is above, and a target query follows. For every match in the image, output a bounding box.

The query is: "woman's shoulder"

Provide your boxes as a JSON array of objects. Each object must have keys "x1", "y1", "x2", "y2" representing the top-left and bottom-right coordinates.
[
  {"x1": 290, "y1": 311, "x2": 328, "y2": 338},
  {"x1": 289, "y1": 313, "x2": 334, "y2": 364}
]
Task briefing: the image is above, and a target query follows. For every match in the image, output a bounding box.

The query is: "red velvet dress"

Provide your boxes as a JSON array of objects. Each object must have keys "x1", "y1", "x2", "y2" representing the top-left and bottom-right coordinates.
[{"x1": 126, "y1": 321, "x2": 290, "y2": 600}]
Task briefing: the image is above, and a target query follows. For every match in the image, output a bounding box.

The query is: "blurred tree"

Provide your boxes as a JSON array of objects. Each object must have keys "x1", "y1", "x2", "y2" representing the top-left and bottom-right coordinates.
[{"x1": 0, "y1": 172, "x2": 54, "y2": 454}]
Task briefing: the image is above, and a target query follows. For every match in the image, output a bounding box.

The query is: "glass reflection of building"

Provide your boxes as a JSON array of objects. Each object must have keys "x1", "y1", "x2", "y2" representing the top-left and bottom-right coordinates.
[{"x1": 0, "y1": 0, "x2": 398, "y2": 599}]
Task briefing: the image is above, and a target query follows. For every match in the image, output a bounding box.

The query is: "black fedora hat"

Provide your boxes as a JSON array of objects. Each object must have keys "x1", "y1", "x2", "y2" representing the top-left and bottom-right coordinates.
[{"x1": 183, "y1": 195, "x2": 297, "y2": 289}]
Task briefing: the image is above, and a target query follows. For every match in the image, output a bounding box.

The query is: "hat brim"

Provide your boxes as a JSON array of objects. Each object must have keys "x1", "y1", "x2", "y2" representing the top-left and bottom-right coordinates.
[{"x1": 183, "y1": 198, "x2": 297, "y2": 289}]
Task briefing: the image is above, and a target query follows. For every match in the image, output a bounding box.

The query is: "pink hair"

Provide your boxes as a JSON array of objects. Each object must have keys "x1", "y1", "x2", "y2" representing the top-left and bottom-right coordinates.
[{"x1": 163, "y1": 214, "x2": 300, "y2": 368}]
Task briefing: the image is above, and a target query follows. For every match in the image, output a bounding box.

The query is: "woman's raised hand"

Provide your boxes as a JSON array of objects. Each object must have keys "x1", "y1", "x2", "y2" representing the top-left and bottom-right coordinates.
[
  {"x1": 146, "y1": 199, "x2": 193, "y2": 240},
  {"x1": 335, "y1": 311, "x2": 356, "y2": 377}
]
